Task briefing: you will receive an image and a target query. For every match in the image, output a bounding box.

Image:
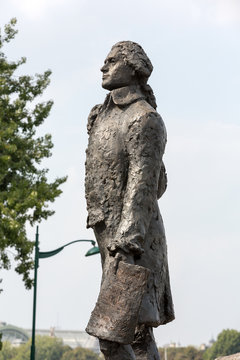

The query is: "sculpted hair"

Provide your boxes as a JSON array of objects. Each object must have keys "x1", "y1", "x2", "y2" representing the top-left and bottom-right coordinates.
[{"x1": 112, "y1": 41, "x2": 157, "y2": 109}]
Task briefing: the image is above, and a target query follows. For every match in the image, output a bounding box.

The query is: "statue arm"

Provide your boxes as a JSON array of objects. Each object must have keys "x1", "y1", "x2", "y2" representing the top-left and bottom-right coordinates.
[
  {"x1": 108, "y1": 112, "x2": 166, "y2": 256},
  {"x1": 87, "y1": 104, "x2": 102, "y2": 134}
]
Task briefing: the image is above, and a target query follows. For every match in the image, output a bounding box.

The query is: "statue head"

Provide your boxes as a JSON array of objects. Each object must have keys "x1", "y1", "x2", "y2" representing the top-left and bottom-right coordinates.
[
  {"x1": 101, "y1": 41, "x2": 156, "y2": 109},
  {"x1": 101, "y1": 41, "x2": 153, "y2": 91}
]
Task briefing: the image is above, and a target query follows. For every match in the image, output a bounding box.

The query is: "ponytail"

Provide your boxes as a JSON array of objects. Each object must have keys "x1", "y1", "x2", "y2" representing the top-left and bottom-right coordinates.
[{"x1": 140, "y1": 84, "x2": 157, "y2": 109}]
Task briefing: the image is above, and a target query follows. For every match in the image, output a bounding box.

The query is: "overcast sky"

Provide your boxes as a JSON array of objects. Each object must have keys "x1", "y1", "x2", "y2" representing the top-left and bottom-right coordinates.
[{"x1": 0, "y1": 0, "x2": 240, "y2": 348}]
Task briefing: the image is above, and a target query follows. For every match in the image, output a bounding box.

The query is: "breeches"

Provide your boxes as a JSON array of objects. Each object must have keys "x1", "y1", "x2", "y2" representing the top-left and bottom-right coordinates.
[{"x1": 99, "y1": 325, "x2": 160, "y2": 360}]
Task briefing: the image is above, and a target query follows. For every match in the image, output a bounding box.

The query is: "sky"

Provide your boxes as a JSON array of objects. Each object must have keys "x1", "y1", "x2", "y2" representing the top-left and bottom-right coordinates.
[{"x1": 0, "y1": 0, "x2": 240, "y2": 348}]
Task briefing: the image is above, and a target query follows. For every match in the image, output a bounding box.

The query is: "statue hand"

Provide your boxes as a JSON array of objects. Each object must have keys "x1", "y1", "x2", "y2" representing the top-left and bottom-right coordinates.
[
  {"x1": 112, "y1": 249, "x2": 134, "y2": 274},
  {"x1": 114, "y1": 249, "x2": 134, "y2": 264},
  {"x1": 107, "y1": 238, "x2": 143, "y2": 257}
]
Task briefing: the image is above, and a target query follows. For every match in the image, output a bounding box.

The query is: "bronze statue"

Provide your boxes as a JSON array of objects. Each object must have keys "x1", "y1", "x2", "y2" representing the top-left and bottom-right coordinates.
[{"x1": 85, "y1": 41, "x2": 174, "y2": 360}]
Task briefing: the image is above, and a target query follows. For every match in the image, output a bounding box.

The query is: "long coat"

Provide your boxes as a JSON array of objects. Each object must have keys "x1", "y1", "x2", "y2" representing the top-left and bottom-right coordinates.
[{"x1": 85, "y1": 85, "x2": 174, "y2": 327}]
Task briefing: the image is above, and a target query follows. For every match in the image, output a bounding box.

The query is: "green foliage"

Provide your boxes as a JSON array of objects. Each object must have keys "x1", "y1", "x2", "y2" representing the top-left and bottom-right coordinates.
[
  {"x1": 204, "y1": 329, "x2": 240, "y2": 360},
  {"x1": 13, "y1": 336, "x2": 69, "y2": 360},
  {"x1": 0, "y1": 19, "x2": 67, "y2": 289},
  {"x1": 0, "y1": 337, "x2": 99, "y2": 360},
  {"x1": 0, "y1": 341, "x2": 17, "y2": 359},
  {"x1": 158, "y1": 346, "x2": 204, "y2": 360},
  {"x1": 61, "y1": 346, "x2": 100, "y2": 360}
]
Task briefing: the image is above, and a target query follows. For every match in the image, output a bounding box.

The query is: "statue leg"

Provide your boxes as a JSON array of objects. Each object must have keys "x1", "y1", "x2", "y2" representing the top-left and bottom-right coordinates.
[
  {"x1": 99, "y1": 339, "x2": 136, "y2": 360},
  {"x1": 132, "y1": 325, "x2": 160, "y2": 360}
]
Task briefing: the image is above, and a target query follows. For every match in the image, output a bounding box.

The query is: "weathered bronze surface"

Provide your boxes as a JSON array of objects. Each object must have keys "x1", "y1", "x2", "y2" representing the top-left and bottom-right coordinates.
[
  {"x1": 86, "y1": 260, "x2": 150, "y2": 344},
  {"x1": 85, "y1": 41, "x2": 174, "y2": 360},
  {"x1": 216, "y1": 354, "x2": 240, "y2": 360}
]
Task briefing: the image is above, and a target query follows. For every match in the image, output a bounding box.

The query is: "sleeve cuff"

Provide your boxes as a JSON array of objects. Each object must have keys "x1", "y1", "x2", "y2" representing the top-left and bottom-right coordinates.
[{"x1": 107, "y1": 234, "x2": 144, "y2": 256}]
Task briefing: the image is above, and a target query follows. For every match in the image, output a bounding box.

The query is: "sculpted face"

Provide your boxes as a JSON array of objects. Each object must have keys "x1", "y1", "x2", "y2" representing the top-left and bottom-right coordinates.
[{"x1": 101, "y1": 47, "x2": 136, "y2": 90}]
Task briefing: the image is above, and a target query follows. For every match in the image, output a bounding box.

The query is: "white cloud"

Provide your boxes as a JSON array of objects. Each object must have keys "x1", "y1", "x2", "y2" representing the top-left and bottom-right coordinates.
[
  {"x1": 6, "y1": 0, "x2": 240, "y2": 27},
  {"x1": 190, "y1": 0, "x2": 240, "y2": 26},
  {"x1": 139, "y1": 0, "x2": 240, "y2": 27},
  {"x1": 9, "y1": 0, "x2": 81, "y2": 19},
  {"x1": 213, "y1": 0, "x2": 240, "y2": 25}
]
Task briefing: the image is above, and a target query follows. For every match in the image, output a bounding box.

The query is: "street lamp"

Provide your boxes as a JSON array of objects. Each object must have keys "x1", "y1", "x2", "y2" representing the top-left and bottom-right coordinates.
[{"x1": 30, "y1": 226, "x2": 99, "y2": 360}]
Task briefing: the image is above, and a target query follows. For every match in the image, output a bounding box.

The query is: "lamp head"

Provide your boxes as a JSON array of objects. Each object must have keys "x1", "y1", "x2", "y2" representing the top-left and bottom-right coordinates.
[{"x1": 85, "y1": 246, "x2": 100, "y2": 257}]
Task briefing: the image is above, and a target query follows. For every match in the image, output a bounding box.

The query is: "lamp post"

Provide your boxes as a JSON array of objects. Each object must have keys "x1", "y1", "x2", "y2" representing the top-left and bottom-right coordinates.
[
  {"x1": 30, "y1": 226, "x2": 99, "y2": 360},
  {"x1": 164, "y1": 347, "x2": 168, "y2": 360}
]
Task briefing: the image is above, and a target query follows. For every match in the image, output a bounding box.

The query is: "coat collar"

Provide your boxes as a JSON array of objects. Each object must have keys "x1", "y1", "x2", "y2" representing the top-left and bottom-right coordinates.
[{"x1": 110, "y1": 85, "x2": 145, "y2": 106}]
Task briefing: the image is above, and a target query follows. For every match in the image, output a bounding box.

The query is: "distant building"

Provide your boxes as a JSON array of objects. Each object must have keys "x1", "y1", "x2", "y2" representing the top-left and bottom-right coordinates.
[
  {"x1": 208, "y1": 337, "x2": 215, "y2": 347},
  {"x1": 0, "y1": 322, "x2": 99, "y2": 353},
  {"x1": 198, "y1": 337, "x2": 216, "y2": 351},
  {"x1": 0, "y1": 322, "x2": 29, "y2": 347},
  {"x1": 163, "y1": 342, "x2": 181, "y2": 348},
  {"x1": 25, "y1": 327, "x2": 100, "y2": 352}
]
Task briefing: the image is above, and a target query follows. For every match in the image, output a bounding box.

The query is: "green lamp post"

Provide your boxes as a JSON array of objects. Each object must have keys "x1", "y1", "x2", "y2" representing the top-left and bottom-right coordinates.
[{"x1": 30, "y1": 226, "x2": 99, "y2": 360}]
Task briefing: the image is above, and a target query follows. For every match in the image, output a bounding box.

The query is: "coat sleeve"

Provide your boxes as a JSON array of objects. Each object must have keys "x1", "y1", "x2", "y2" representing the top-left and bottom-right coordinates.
[
  {"x1": 87, "y1": 104, "x2": 102, "y2": 134},
  {"x1": 107, "y1": 111, "x2": 167, "y2": 256}
]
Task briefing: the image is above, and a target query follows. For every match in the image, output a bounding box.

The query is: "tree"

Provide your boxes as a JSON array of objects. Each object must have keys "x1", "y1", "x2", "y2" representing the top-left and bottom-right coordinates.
[
  {"x1": 158, "y1": 346, "x2": 204, "y2": 360},
  {"x1": 0, "y1": 338, "x2": 100, "y2": 360},
  {"x1": 61, "y1": 346, "x2": 100, "y2": 360},
  {"x1": 204, "y1": 329, "x2": 240, "y2": 360},
  {"x1": 0, "y1": 341, "x2": 17, "y2": 359},
  {"x1": 0, "y1": 19, "x2": 67, "y2": 289},
  {"x1": 10, "y1": 336, "x2": 69, "y2": 360}
]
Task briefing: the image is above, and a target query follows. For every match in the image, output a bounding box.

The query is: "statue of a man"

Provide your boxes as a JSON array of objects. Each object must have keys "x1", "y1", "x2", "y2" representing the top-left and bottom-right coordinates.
[{"x1": 85, "y1": 41, "x2": 174, "y2": 360}]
